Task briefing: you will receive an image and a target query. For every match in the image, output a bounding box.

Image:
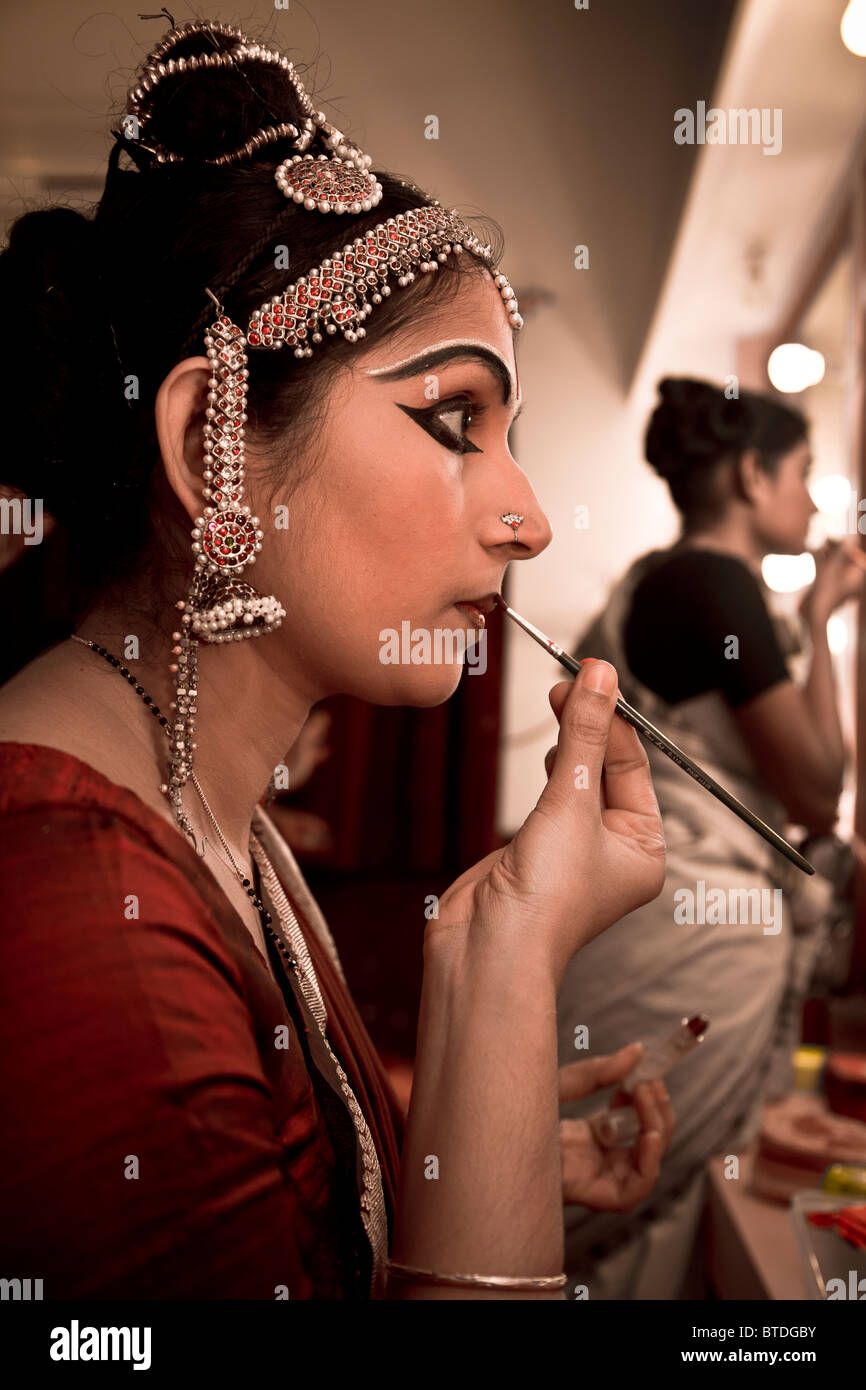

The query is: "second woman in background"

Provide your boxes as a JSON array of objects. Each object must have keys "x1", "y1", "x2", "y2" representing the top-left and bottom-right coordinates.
[{"x1": 556, "y1": 376, "x2": 862, "y2": 1299}]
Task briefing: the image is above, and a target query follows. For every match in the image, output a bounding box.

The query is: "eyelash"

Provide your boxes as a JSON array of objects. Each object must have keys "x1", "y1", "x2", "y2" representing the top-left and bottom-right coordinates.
[{"x1": 423, "y1": 396, "x2": 489, "y2": 454}]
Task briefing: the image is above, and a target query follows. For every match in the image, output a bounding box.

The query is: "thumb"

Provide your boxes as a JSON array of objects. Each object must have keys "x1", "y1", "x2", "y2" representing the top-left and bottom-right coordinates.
[{"x1": 542, "y1": 660, "x2": 620, "y2": 814}]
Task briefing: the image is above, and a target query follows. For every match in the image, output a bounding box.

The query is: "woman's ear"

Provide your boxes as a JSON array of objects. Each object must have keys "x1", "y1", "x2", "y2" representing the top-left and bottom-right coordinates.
[
  {"x1": 734, "y1": 447, "x2": 765, "y2": 504},
  {"x1": 153, "y1": 357, "x2": 211, "y2": 525}
]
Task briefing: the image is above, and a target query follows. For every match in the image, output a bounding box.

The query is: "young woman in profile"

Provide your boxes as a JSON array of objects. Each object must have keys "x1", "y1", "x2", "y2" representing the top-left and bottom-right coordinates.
[
  {"x1": 557, "y1": 376, "x2": 862, "y2": 1299},
  {"x1": 0, "y1": 20, "x2": 673, "y2": 1300}
]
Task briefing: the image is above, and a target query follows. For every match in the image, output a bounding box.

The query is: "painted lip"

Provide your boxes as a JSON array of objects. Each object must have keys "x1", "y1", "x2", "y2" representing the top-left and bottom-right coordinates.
[{"x1": 453, "y1": 593, "x2": 499, "y2": 616}]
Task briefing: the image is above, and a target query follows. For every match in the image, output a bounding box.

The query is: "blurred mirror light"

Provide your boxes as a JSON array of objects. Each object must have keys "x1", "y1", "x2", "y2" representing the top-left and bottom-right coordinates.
[
  {"x1": 767, "y1": 343, "x2": 825, "y2": 393},
  {"x1": 762, "y1": 553, "x2": 816, "y2": 592},
  {"x1": 841, "y1": 0, "x2": 866, "y2": 56},
  {"x1": 809, "y1": 473, "x2": 852, "y2": 515}
]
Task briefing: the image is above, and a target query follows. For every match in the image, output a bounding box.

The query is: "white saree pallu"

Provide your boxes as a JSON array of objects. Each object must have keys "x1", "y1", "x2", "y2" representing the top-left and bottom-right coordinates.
[{"x1": 556, "y1": 548, "x2": 827, "y2": 1300}]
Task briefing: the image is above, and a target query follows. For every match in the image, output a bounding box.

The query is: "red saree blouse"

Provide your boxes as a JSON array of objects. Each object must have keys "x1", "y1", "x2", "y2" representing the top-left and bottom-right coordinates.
[{"x1": 0, "y1": 742, "x2": 405, "y2": 1299}]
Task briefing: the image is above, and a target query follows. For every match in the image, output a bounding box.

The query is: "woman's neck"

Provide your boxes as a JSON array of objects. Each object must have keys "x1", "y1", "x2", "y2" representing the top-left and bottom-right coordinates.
[
  {"x1": 677, "y1": 516, "x2": 764, "y2": 566},
  {"x1": 69, "y1": 600, "x2": 316, "y2": 859}
]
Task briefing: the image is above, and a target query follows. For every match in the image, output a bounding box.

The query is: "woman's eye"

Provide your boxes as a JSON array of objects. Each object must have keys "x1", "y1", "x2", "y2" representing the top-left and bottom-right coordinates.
[
  {"x1": 434, "y1": 404, "x2": 482, "y2": 452},
  {"x1": 438, "y1": 405, "x2": 470, "y2": 434},
  {"x1": 396, "y1": 398, "x2": 485, "y2": 454}
]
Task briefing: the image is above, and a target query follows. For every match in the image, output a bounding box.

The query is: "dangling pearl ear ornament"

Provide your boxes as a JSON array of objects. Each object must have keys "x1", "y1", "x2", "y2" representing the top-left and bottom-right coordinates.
[
  {"x1": 162, "y1": 288, "x2": 288, "y2": 845},
  {"x1": 501, "y1": 512, "x2": 525, "y2": 539}
]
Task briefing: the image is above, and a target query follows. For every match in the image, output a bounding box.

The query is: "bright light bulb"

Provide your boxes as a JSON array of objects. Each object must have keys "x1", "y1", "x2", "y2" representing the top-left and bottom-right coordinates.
[
  {"x1": 810, "y1": 474, "x2": 852, "y2": 514},
  {"x1": 762, "y1": 553, "x2": 816, "y2": 592},
  {"x1": 767, "y1": 343, "x2": 826, "y2": 393},
  {"x1": 841, "y1": 0, "x2": 866, "y2": 56}
]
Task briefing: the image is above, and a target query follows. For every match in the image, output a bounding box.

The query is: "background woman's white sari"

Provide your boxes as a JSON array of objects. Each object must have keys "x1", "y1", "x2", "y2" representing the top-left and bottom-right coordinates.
[{"x1": 556, "y1": 547, "x2": 825, "y2": 1298}]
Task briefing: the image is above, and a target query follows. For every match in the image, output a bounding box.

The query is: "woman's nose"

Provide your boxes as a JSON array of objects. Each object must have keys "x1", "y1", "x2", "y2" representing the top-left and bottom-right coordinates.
[
  {"x1": 518, "y1": 506, "x2": 553, "y2": 558},
  {"x1": 495, "y1": 468, "x2": 553, "y2": 558}
]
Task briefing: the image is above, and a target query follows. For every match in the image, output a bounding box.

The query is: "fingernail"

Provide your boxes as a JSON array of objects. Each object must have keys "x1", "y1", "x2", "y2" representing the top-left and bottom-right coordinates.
[{"x1": 583, "y1": 660, "x2": 615, "y2": 694}]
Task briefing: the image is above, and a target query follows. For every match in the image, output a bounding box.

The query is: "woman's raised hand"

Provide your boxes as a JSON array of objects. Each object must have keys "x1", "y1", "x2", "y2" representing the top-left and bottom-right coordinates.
[
  {"x1": 801, "y1": 538, "x2": 865, "y2": 622},
  {"x1": 431, "y1": 659, "x2": 666, "y2": 987}
]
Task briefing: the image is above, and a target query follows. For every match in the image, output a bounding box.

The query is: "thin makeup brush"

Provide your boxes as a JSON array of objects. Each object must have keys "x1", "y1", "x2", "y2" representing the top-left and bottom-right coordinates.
[{"x1": 493, "y1": 594, "x2": 814, "y2": 876}]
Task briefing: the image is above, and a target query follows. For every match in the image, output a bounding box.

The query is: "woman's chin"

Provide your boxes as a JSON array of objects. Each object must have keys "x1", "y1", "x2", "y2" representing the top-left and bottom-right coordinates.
[
  {"x1": 367, "y1": 662, "x2": 468, "y2": 707},
  {"x1": 763, "y1": 535, "x2": 809, "y2": 557}
]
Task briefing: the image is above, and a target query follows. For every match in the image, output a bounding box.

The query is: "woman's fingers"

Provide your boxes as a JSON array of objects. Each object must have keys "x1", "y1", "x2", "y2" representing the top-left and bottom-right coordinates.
[
  {"x1": 547, "y1": 664, "x2": 661, "y2": 830},
  {"x1": 627, "y1": 1082, "x2": 675, "y2": 1194},
  {"x1": 542, "y1": 662, "x2": 619, "y2": 820},
  {"x1": 598, "y1": 711, "x2": 662, "y2": 823},
  {"x1": 632, "y1": 1130, "x2": 664, "y2": 1187},
  {"x1": 630, "y1": 1079, "x2": 675, "y2": 1151},
  {"x1": 630, "y1": 1080, "x2": 663, "y2": 1135},
  {"x1": 610, "y1": 1081, "x2": 672, "y2": 1204},
  {"x1": 651, "y1": 1078, "x2": 676, "y2": 1147}
]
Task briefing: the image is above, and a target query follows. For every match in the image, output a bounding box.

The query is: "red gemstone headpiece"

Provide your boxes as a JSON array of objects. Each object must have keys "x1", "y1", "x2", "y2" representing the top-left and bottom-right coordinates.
[{"x1": 191, "y1": 202, "x2": 522, "y2": 598}]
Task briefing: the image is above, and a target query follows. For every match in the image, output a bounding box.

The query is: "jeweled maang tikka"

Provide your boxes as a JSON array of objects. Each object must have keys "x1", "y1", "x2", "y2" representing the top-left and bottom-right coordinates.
[{"x1": 123, "y1": 20, "x2": 524, "y2": 845}]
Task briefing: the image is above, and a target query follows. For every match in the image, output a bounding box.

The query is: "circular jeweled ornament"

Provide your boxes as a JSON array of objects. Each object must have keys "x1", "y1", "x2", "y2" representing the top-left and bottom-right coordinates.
[
  {"x1": 194, "y1": 509, "x2": 261, "y2": 571},
  {"x1": 274, "y1": 153, "x2": 383, "y2": 214}
]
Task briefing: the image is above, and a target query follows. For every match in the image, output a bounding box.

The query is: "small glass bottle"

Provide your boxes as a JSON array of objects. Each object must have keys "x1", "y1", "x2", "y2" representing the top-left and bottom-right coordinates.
[{"x1": 588, "y1": 1015, "x2": 709, "y2": 1148}]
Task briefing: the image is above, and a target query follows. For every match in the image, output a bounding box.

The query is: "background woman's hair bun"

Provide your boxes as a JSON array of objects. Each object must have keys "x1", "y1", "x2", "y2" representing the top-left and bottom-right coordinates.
[
  {"x1": 646, "y1": 376, "x2": 755, "y2": 480},
  {"x1": 643, "y1": 374, "x2": 808, "y2": 522}
]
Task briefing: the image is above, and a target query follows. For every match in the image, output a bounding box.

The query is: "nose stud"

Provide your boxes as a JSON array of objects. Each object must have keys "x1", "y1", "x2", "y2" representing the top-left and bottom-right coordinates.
[{"x1": 501, "y1": 512, "x2": 525, "y2": 538}]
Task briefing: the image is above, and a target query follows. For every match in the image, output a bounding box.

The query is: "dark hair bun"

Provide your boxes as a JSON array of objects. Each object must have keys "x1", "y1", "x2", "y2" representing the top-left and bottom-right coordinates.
[
  {"x1": 643, "y1": 375, "x2": 808, "y2": 522},
  {"x1": 645, "y1": 377, "x2": 754, "y2": 481},
  {"x1": 0, "y1": 206, "x2": 133, "y2": 527},
  {"x1": 127, "y1": 27, "x2": 320, "y2": 170}
]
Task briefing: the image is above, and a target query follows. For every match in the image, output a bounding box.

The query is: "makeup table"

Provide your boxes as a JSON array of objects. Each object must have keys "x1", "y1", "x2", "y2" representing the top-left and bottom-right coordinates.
[{"x1": 704, "y1": 1142, "x2": 809, "y2": 1299}]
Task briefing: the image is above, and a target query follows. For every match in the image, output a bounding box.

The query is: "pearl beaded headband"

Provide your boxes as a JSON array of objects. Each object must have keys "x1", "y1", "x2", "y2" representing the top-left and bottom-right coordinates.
[{"x1": 121, "y1": 19, "x2": 523, "y2": 843}]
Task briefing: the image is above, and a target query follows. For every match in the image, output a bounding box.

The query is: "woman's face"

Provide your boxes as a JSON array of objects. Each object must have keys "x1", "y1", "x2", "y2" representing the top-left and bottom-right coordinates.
[
  {"x1": 248, "y1": 269, "x2": 552, "y2": 706},
  {"x1": 750, "y1": 438, "x2": 817, "y2": 555}
]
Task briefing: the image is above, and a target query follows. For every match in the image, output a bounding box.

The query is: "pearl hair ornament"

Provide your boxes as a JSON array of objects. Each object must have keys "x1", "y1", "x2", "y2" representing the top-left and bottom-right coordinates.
[{"x1": 123, "y1": 19, "x2": 374, "y2": 177}]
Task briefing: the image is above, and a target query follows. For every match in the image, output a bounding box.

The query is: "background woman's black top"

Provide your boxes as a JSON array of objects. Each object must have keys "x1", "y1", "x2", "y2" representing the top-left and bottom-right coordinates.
[{"x1": 623, "y1": 549, "x2": 791, "y2": 708}]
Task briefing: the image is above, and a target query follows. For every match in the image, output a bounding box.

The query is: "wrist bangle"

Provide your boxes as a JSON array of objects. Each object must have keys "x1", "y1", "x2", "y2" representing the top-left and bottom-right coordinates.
[{"x1": 385, "y1": 1259, "x2": 567, "y2": 1291}]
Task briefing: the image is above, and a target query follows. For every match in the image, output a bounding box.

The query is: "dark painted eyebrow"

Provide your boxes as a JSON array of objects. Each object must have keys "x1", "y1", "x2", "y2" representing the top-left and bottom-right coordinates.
[{"x1": 368, "y1": 345, "x2": 521, "y2": 411}]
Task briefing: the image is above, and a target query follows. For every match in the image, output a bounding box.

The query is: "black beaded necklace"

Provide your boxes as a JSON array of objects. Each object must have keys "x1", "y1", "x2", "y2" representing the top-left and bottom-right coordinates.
[{"x1": 69, "y1": 635, "x2": 277, "y2": 931}]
